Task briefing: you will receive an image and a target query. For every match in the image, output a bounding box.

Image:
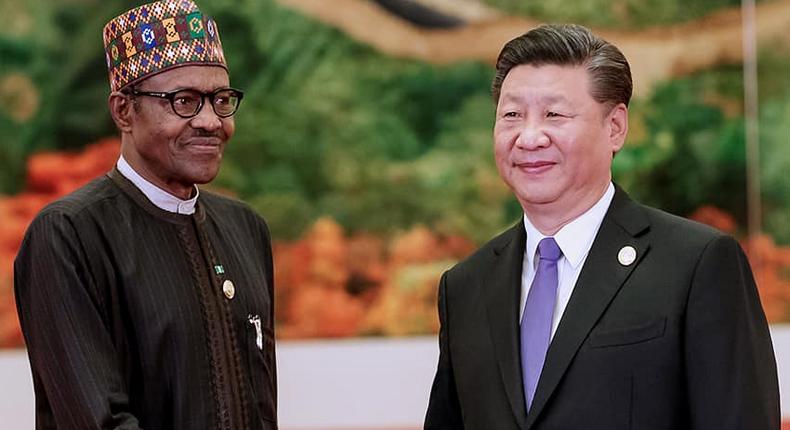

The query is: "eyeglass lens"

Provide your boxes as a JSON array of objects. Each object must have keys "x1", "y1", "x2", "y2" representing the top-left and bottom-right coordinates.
[{"x1": 172, "y1": 89, "x2": 240, "y2": 118}]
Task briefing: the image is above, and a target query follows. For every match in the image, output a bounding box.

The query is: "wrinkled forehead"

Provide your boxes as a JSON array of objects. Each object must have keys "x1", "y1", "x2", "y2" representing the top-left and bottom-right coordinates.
[{"x1": 499, "y1": 64, "x2": 592, "y2": 98}]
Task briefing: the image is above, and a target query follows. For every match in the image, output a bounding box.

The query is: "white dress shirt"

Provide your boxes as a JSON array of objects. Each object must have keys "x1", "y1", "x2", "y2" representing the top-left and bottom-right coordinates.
[
  {"x1": 519, "y1": 182, "x2": 615, "y2": 338},
  {"x1": 116, "y1": 155, "x2": 199, "y2": 215}
]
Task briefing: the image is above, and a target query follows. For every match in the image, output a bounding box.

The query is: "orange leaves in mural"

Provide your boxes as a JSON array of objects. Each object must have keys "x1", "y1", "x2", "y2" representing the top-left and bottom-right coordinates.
[
  {"x1": 2, "y1": 144, "x2": 790, "y2": 346},
  {"x1": 742, "y1": 234, "x2": 790, "y2": 322},
  {"x1": 690, "y1": 205, "x2": 790, "y2": 322},
  {"x1": 25, "y1": 139, "x2": 121, "y2": 196},
  {"x1": 274, "y1": 218, "x2": 362, "y2": 338},
  {"x1": 0, "y1": 139, "x2": 120, "y2": 347},
  {"x1": 274, "y1": 219, "x2": 475, "y2": 339},
  {"x1": 687, "y1": 205, "x2": 738, "y2": 234}
]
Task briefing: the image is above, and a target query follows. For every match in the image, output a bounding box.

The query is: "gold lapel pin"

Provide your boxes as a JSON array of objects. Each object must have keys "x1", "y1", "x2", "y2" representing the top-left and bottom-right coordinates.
[{"x1": 222, "y1": 280, "x2": 236, "y2": 300}]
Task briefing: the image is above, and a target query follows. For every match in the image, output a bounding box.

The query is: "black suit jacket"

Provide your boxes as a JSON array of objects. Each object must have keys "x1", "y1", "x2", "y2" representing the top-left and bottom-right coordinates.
[{"x1": 425, "y1": 187, "x2": 779, "y2": 429}]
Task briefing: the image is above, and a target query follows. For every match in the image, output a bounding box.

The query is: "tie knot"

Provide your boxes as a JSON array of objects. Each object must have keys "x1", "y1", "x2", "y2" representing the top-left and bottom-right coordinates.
[{"x1": 537, "y1": 237, "x2": 562, "y2": 262}]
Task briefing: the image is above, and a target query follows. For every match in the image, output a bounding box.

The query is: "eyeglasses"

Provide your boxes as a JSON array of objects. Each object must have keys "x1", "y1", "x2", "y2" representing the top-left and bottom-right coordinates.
[{"x1": 128, "y1": 87, "x2": 244, "y2": 118}]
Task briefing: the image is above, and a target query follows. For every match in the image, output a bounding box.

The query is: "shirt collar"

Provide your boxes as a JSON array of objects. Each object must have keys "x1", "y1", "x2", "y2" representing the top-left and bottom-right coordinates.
[
  {"x1": 523, "y1": 182, "x2": 615, "y2": 269},
  {"x1": 116, "y1": 155, "x2": 199, "y2": 215}
]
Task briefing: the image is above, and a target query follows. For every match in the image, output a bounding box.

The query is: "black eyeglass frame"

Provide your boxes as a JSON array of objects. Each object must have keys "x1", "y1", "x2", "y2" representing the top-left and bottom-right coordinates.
[{"x1": 126, "y1": 87, "x2": 244, "y2": 119}]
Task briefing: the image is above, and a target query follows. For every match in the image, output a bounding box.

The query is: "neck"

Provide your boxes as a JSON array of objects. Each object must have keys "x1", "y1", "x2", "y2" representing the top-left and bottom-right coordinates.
[
  {"x1": 121, "y1": 145, "x2": 195, "y2": 200},
  {"x1": 523, "y1": 181, "x2": 610, "y2": 236},
  {"x1": 163, "y1": 183, "x2": 195, "y2": 200}
]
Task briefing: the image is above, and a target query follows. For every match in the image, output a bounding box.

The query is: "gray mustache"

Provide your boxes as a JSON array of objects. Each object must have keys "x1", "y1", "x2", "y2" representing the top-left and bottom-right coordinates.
[{"x1": 189, "y1": 130, "x2": 226, "y2": 139}]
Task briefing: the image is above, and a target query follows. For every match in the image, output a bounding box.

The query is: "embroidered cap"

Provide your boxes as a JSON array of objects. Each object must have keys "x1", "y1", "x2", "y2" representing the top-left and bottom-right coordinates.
[{"x1": 103, "y1": 0, "x2": 227, "y2": 92}]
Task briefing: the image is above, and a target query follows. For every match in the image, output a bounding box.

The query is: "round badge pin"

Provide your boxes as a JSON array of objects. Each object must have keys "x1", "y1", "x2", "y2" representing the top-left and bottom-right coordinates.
[
  {"x1": 222, "y1": 280, "x2": 235, "y2": 300},
  {"x1": 618, "y1": 246, "x2": 637, "y2": 266}
]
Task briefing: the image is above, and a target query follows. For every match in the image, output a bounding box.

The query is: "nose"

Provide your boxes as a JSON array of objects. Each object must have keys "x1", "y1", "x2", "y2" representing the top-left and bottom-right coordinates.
[
  {"x1": 189, "y1": 99, "x2": 223, "y2": 132},
  {"x1": 514, "y1": 122, "x2": 550, "y2": 150}
]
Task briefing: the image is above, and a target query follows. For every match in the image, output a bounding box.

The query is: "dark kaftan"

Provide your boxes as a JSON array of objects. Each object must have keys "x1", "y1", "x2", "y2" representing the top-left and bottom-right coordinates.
[{"x1": 14, "y1": 169, "x2": 277, "y2": 430}]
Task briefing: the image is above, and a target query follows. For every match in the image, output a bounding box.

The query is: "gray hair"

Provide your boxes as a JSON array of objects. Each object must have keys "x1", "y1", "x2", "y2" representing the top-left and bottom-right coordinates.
[{"x1": 491, "y1": 24, "x2": 632, "y2": 108}]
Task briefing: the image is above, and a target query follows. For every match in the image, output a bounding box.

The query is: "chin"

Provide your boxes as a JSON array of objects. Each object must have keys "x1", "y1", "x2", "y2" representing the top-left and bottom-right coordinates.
[
  {"x1": 186, "y1": 169, "x2": 221, "y2": 185},
  {"x1": 195, "y1": 174, "x2": 220, "y2": 185},
  {"x1": 514, "y1": 186, "x2": 560, "y2": 207},
  {"x1": 192, "y1": 160, "x2": 223, "y2": 180}
]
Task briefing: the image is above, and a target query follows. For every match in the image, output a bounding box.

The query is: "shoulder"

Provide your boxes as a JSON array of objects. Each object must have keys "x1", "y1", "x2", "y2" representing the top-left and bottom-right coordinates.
[
  {"x1": 30, "y1": 175, "x2": 121, "y2": 228},
  {"x1": 199, "y1": 190, "x2": 261, "y2": 221},
  {"x1": 19, "y1": 175, "x2": 123, "y2": 260},
  {"x1": 200, "y1": 190, "x2": 271, "y2": 235},
  {"x1": 610, "y1": 186, "x2": 728, "y2": 251},
  {"x1": 643, "y1": 204, "x2": 746, "y2": 266},
  {"x1": 613, "y1": 193, "x2": 744, "y2": 275},
  {"x1": 638, "y1": 203, "x2": 728, "y2": 249}
]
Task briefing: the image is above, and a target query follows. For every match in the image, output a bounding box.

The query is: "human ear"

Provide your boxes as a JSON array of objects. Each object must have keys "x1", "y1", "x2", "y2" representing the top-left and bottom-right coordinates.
[
  {"x1": 108, "y1": 91, "x2": 135, "y2": 133},
  {"x1": 608, "y1": 103, "x2": 628, "y2": 154}
]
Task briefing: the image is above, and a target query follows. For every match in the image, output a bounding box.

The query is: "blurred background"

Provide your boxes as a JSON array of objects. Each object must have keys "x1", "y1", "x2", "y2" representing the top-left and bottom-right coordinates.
[{"x1": 1, "y1": 0, "x2": 790, "y2": 428}]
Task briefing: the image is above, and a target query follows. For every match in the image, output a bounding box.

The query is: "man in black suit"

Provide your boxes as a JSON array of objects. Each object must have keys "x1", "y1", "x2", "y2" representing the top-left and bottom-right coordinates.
[{"x1": 424, "y1": 23, "x2": 779, "y2": 429}]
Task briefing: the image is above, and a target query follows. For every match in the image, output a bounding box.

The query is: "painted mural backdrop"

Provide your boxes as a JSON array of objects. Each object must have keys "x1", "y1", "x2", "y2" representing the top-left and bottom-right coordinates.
[{"x1": 1, "y1": 0, "x2": 790, "y2": 347}]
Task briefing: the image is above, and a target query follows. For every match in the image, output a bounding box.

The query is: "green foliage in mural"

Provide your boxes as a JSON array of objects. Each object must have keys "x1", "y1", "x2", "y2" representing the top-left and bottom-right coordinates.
[
  {"x1": 614, "y1": 66, "x2": 747, "y2": 224},
  {"x1": 1, "y1": 0, "x2": 789, "y2": 246},
  {"x1": 760, "y1": 97, "x2": 790, "y2": 244},
  {"x1": 0, "y1": 0, "x2": 125, "y2": 193},
  {"x1": 614, "y1": 52, "x2": 790, "y2": 243},
  {"x1": 206, "y1": 0, "x2": 500, "y2": 239}
]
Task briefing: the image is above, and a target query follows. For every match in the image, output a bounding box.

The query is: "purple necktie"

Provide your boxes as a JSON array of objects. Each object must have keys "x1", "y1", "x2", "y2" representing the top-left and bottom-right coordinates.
[{"x1": 521, "y1": 237, "x2": 562, "y2": 411}]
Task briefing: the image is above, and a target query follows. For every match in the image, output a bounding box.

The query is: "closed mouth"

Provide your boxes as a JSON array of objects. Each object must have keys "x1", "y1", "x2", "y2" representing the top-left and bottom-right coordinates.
[
  {"x1": 183, "y1": 139, "x2": 223, "y2": 155},
  {"x1": 513, "y1": 160, "x2": 556, "y2": 172}
]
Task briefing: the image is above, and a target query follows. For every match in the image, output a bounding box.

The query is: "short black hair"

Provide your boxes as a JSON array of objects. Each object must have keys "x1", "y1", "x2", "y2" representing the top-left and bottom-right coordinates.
[{"x1": 492, "y1": 24, "x2": 632, "y2": 108}]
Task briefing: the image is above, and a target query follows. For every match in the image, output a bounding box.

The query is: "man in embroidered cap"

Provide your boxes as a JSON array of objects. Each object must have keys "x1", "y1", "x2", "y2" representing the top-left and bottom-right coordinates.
[
  {"x1": 424, "y1": 24, "x2": 778, "y2": 429},
  {"x1": 14, "y1": 1, "x2": 277, "y2": 429}
]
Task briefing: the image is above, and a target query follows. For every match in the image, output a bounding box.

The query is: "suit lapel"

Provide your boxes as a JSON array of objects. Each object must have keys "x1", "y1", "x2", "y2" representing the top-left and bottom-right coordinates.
[
  {"x1": 485, "y1": 222, "x2": 529, "y2": 430},
  {"x1": 525, "y1": 187, "x2": 652, "y2": 428}
]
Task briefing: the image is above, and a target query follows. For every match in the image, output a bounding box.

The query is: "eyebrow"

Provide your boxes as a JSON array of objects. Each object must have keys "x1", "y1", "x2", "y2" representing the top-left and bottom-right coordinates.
[{"x1": 499, "y1": 93, "x2": 571, "y2": 106}]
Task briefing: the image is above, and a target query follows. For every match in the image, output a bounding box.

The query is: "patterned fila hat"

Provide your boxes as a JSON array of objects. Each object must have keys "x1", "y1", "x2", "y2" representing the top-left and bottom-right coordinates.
[{"x1": 103, "y1": 0, "x2": 226, "y2": 92}]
